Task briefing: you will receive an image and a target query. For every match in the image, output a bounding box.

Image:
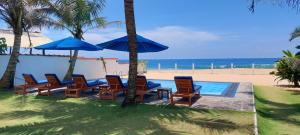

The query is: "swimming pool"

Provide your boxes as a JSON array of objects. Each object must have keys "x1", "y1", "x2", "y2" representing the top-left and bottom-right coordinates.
[
  {"x1": 100, "y1": 78, "x2": 238, "y2": 97},
  {"x1": 148, "y1": 80, "x2": 238, "y2": 97}
]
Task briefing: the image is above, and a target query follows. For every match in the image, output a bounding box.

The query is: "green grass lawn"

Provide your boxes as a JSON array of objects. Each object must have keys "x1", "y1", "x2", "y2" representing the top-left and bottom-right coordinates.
[
  {"x1": 0, "y1": 91, "x2": 254, "y2": 135},
  {"x1": 254, "y1": 86, "x2": 300, "y2": 135}
]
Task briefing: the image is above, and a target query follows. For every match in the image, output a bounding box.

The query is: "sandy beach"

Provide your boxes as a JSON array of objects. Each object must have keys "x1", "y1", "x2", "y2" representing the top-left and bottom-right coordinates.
[{"x1": 144, "y1": 68, "x2": 289, "y2": 86}]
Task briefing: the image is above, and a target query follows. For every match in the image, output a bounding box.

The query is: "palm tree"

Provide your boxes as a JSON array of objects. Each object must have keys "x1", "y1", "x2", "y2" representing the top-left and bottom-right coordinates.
[
  {"x1": 122, "y1": 0, "x2": 138, "y2": 106},
  {"x1": 0, "y1": 0, "x2": 28, "y2": 88},
  {"x1": 0, "y1": 0, "x2": 51, "y2": 89},
  {"x1": 271, "y1": 50, "x2": 300, "y2": 86},
  {"x1": 38, "y1": 0, "x2": 118, "y2": 80}
]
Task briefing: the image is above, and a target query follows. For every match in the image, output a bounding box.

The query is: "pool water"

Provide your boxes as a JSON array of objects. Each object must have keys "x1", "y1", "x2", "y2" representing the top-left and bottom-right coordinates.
[
  {"x1": 99, "y1": 78, "x2": 236, "y2": 97},
  {"x1": 149, "y1": 80, "x2": 233, "y2": 96}
]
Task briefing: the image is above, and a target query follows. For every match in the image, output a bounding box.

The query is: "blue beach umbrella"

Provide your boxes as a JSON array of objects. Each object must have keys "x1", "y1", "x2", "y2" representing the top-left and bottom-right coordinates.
[
  {"x1": 35, "y1": 37, "x2": 102, "y2": 51},
  {"x1": 96, "y1": 35, "x2": 168, "y2": 53}
]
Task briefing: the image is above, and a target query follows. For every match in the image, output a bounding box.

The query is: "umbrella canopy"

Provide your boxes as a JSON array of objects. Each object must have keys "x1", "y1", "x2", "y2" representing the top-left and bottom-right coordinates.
[
  {"x1": 35, "y1": 37, "x2": 102, "y2": 51},
  {"x1": 96, "y1": 35, "x2": 168, "y2": 53}
]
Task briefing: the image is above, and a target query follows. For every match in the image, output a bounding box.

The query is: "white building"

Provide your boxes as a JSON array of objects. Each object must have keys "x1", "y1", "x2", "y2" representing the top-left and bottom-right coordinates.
[{"x1": 0, "y1": 29, "x2": 129, "y2": 85}]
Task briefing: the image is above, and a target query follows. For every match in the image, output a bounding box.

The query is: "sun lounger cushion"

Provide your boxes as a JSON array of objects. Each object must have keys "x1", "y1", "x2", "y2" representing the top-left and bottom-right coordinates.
[
  {"x1": 147, "y1": 81, "x2": 161, "y2": 90},
  {"x1": 61, "y1": 80, "x2": 74, "y2": 85},
  {"x1": 121, "y1": 83, "x2": 128, "y2": 88},
  {"x1": 86, "y1": 80, "x2": 105, "y2": 87},
  {"x1": 37, "y1": 80, "x2": 48, "y2": 84}
]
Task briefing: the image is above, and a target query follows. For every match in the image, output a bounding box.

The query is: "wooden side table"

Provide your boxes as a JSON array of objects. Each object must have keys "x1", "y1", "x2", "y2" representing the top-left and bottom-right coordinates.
[
  {"x1": 98, "y1": 85, "x2": 112, "y2": 100},
  {"x1": 65, "y1": 88, "x2": 81, "y2": 98},
  {"x1": 157, "y1": 88, "x2": 172, "y2": 99}
]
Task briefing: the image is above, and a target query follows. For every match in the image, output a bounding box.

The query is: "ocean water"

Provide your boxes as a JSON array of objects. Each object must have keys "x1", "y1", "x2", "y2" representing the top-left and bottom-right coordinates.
[{"x1": 119, "y1": 58, "x2": 279, "y2": 70}]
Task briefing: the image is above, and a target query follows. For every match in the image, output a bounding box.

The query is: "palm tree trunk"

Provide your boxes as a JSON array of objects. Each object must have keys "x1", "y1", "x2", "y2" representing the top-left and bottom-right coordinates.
[
  {"x1": 63, "y1": 33, "x2": 82, "y2": 81},
  {"x1": 122, "y1": 0, "x2": 138, "y2": 106},
  {"x1": 294, "y1": 80, "x2": 299, "y2": 87},
  {"x1": 26, "y1": 30, "x2": 33, "y2": 55},
  {"x1": 0, "y1": 32, "x2": 22, "y2": 89},
  {"x1": 63, "y1": 50, "x2": 79, "y2": 80}
]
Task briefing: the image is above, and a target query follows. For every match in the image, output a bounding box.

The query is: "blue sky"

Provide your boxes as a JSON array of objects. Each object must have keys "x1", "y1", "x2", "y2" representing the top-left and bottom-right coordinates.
[{"x1": 2, "y1": 0, "x2": 300, "y2": 59}]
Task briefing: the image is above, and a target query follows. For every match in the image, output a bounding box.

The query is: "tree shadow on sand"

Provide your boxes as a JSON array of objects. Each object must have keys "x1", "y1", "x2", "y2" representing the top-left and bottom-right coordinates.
[{"x1": 0, "y1": 94, "x2": 253, "y2": 135}]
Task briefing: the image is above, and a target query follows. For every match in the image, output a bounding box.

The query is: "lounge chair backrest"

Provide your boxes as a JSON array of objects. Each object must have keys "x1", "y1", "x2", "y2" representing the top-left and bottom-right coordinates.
[
  {"x1": 45, "y1": 74, "x2": 62, "y2": 86},
  {"x1": 72, "y1": 74, "x2": 88, "y2": 88},
  {"x1": 106, "y1": 75, "x2": 124, "y2": 89},
  {"x1": 23, "y1": 74, "x2": 38, "y2": 85},
  {"x1": 174, "y1": 76, "x2": 194, "y2": 94},
  {"x1": 136, "y1": 76, "x2": 147, "y2": 91}
]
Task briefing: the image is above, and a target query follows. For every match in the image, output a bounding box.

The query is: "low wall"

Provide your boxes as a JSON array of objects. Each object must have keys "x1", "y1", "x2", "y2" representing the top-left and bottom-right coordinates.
[{"x1": 0, "y1": 55, "x2": 129, "y2": 85}]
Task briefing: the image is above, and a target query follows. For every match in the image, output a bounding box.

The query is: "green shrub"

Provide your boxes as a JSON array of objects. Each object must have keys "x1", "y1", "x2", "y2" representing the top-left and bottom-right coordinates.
[{"x1": 271, "y1": 50, "x2": 300, "y2": 87}]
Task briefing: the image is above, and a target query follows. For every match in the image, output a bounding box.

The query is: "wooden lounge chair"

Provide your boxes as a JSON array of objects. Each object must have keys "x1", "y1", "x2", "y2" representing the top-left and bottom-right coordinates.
[
  {"x1": 170, "y1": 76, "x2": 201, "y2": 106},
  {"x1": 37, "y1": 74, "x2": 73, "y2": 96},
  {"x1": 99, "y1": 75, "x2": 126, "y2": 100},
  {"x1": 65, "y1": 74, "x2": 104, "y2": 98},
  {"x1": 136, "y1": 75, "x2": 161, "y2": 102},
  {"x1": 16, "y1": 74, "x2": 48, "y2": 94}
]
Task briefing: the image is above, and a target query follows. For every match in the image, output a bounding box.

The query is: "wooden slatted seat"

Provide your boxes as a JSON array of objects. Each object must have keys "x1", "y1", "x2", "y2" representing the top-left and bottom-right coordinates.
[
  {"x1": 99, "y1": 75, "x2": 126, "y2": 100},
  {"x1": 65, "y1": 74, "x2": 104, "y2": 98},
  {"x1": 136, "y1": 76, "x2": 161, "y2": 102},
  {"x1": 37, "y1": 74, "x2": 73, "y2": 96},
  {"x1": 170, "y1": 76, "x2": 201, "y2": 106},
  {"x1": 16, "y1": 74, "x2": 47, "y2": 94}
]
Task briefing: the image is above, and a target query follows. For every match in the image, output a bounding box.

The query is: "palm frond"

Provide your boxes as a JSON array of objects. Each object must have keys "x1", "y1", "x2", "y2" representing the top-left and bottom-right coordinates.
[
  {"x1": 290, "y1": 26, "x2": 300, "y2": 41},
  {"x1": 283, "y1": 50, "x2": 294, "y2": 57}
]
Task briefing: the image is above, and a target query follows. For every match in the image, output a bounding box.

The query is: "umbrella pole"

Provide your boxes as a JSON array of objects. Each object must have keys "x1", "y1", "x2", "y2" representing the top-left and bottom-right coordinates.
[{"x1": 42, "y1": 49, "x2": 45, "y2": 55}]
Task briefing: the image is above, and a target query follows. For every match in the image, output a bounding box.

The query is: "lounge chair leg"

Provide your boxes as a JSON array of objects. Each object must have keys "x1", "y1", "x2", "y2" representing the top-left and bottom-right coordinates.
[
  {"x1": 47, "y1": 89, "x2": 51, "y2": 96},
  {"x1": 76, "y1": 90, "x2": 80, "y2": 98},
  {"x1": 170, "y1": 95, "x2": 174, "y2": 105},
  {"x1": 38, "y1": 89, "x2": 41, "y2": 95},
  {"x1": 141, "y1": 95, "x2": 144, "y2": 103},
  {"x1": 112, "y1": 92, "x2": 116, "y2": 100},
  {"x1": 189, "y1": 97, "x2": 192, "y2": 106},
  {"x1": 23, "y1": 87, "x2": 27, "y2": 95}
]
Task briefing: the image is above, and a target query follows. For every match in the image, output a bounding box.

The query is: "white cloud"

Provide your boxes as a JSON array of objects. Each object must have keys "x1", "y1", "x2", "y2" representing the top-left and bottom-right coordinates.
[
  {"x1": 83, "y1": 26, "x2": 221, "y2": 46},
  {"x1": 141, "y1": 26, "x2": 221, "y2": 46},
  {"x1": 83, "y1": 28, "x2": 126, "y2": 44},
  {"x1": 77, "y1": 26, "x2": 223, "y2": 58}
]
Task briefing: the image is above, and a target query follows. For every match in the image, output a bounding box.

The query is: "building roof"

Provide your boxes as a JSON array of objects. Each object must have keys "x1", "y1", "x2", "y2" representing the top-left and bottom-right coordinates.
[{"x1": 0, "y1": 29, "x2": 52, "y2": 48}]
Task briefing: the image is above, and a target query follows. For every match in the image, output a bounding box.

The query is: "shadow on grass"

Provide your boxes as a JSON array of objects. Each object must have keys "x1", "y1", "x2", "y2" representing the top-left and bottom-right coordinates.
[
  {"x1": 289, "y1": 91, "x2": 300, "y2": 95},
  {"x1": 0, "y1": 92, "x2": 253, "y2": 135},
  {"x1": 255, "y1": 94, "x2": 300, "y2": 126},
  {"x1": 0, "y1": 90, "x2": 16, "y2": 100}
]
